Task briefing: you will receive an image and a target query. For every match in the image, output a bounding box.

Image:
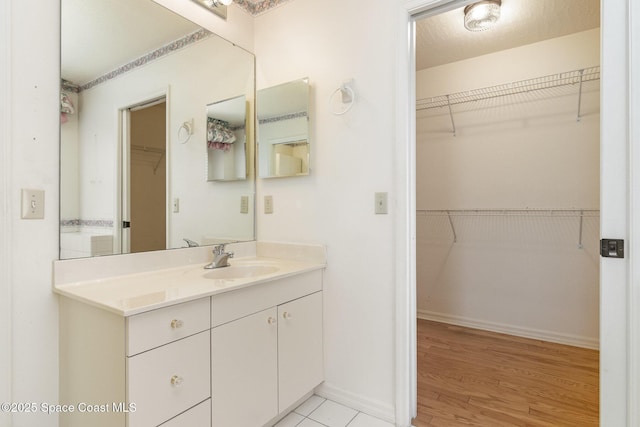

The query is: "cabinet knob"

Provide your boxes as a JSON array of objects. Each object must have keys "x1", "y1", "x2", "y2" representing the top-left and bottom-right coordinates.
[
  {"x1": 267, "y1": 316, "x2": 277, "y2": 325},
  {"x1": 170, "y1": 319, "x2": 184, "y2": 329},
  {"x1": 282, "y1": 311, "x2": 292, "y2": 320},
  {"x1": 170, "y1": 375, "x2": 184, "y2": 387}
]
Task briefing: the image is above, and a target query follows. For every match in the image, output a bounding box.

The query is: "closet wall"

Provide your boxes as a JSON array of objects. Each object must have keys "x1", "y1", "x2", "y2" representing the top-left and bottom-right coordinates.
[
  {"x1": 129, "y1": 103, "x2": 166, "y2": 253},
  {"x1": 416, "y1": 29, "x2": 600, "y2": 348}
]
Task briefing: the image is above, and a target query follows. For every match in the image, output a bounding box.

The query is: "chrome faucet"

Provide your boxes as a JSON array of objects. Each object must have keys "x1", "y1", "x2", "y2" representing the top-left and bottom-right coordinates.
[
  {"x1": 204, "y1": 244, "x2": 234, "y2": 269},
  {"x1": 183, "y1": 238, "x2": 199, "y2": 247}
]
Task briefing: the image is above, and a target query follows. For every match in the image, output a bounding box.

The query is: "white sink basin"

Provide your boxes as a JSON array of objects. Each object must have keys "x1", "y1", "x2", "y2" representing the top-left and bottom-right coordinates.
[{"x1": 203, "y1": 263, "x2": 279, "y2": 280}]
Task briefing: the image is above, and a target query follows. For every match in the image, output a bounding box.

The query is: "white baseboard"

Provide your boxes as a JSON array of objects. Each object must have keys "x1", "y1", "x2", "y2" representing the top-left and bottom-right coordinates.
[
  {"x1": 314, "y1": 382, "x2": 395, "y2": 424},
  {"x1": 417, "y1": 309, "x2": 599, "y2": 350}
]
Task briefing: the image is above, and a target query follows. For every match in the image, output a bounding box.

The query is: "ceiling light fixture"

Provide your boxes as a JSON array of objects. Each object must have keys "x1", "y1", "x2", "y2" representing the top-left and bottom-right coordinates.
[
  {"x1": 192, "y1": 0, "x2": 232, "y2": 19},
  {"x1": 464, "y1": 0, "x2": 501, "y2": 32}
]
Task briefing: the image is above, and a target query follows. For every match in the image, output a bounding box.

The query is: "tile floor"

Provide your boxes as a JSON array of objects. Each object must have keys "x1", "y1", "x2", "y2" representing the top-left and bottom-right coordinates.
[{"x1": 275, "y1": 395, "x2": 395, "y2": 427}]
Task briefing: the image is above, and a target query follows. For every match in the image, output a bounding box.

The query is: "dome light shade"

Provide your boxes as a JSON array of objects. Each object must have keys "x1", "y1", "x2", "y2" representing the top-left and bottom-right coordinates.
[{"x1": 464, "y1": 0, "x2": 501, "y2": 32}]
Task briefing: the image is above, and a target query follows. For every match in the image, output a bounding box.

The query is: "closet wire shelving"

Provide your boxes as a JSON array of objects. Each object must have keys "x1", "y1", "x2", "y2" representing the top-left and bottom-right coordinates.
[
  {"x1": 416, "y1": 66, "x2": 600, "y2": 135},
  {"x1": 131, "y1": 144, "x2": 165, "y2": 174},
  {"x1": 417, "y1": 208, "x2": 600, "y2": 249}
]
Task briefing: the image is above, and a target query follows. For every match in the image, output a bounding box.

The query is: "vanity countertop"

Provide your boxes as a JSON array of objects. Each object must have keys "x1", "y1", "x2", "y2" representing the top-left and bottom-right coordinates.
[{"x1": 54, "y1": 255, "x2": 325, "y2": 316}]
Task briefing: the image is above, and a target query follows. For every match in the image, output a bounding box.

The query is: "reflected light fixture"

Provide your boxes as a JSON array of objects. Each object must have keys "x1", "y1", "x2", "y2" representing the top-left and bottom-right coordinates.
[
  {"x1": 191, "y1": 0, "x2": 232, "y2": 19},
  {"x1": 464, "y1": 0, "x2": 501, "y2": 32}
]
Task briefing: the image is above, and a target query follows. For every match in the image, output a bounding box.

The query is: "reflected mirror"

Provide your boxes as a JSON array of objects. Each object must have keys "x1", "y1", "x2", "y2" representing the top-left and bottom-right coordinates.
[
  {"x1": 207, "y1": 95, "x2": 249, "y2": 181},
  {"x1": 60, "y1": 0, "x2": 255, "y2": 259},
  {"x1": 257, "y1": 78, "x2": 310, "y2": 178}
]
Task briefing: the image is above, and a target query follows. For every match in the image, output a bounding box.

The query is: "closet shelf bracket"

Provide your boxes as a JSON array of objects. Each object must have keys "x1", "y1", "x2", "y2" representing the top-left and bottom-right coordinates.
[
  {"x1": 446, "y1": 210, "x2": 457, "y2": 243},
  {"x1": 576, "y1": 69, "x2": 585, "y2": 122},
  {"x1": 577, "y1": 210, "x2": 584, "y2": 249},
  {"x1": 153, "y1": 152, "x2": 166, "y2": 175},
  {"x1": 446, "y1": 95, "x2": 456, "y2": 136}
]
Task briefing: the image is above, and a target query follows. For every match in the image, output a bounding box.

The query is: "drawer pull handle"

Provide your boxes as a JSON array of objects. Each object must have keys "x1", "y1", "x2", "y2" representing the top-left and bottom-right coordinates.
[
  {"x1": 267, "y1": 316, "x2": 277, "y2": 325},
  {"x1": 282, "y1": 312, "x2": 292, "y2": 320},
  {"x1": 170, "y1": 375, "x2": 184, "y2": 387},
  {"x1": 170, "y1": 319, "x2": 184, "y2": 329}
]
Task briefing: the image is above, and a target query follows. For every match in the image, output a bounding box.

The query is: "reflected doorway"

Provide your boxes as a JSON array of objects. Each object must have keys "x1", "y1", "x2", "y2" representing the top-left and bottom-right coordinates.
[{"x1": 121, "y1": 98, "x2": 167, "y2": 254}]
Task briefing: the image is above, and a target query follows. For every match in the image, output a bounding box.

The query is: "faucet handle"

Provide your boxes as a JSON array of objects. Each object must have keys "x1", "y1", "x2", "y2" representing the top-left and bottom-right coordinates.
[
  {"x1": 213, "y1": 244, "x2": 226, "y2": 255},
  {"x1": 183, "y1": 238, "x2": 199, "y2": 247}
]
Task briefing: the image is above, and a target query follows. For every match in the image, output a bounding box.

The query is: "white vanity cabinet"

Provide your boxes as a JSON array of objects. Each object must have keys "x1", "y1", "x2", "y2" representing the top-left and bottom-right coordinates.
[
  {"x1": 277, "y1": 291, "x2": 323, "y2": 411},
  {"x1": 211, "y1": 307, "x2": 279, "y2": 427},
  {"x1": 58, "y1": 257, "x2": 324, "y2": 427},
  {"x1": 211, "y1": 270, "x2": 323, "y2": 427},
  {"x1": 59, "y1": 297, "x2": 211, "y2": 427}
]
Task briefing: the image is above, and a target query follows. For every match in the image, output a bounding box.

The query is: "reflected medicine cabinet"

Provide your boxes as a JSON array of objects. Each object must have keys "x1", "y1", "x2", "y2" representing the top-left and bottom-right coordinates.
[
  {"x1": 257, "y1": 78, "x2": 310, "y2": 179},
  {"x1": 207, "y1": 95, "x2": 249, "y2": 181}
]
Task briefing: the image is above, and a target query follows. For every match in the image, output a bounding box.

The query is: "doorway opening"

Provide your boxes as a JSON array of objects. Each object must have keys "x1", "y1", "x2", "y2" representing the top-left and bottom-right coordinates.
[
  {"x1": 412, "y1": 1, "x2": 600, "y2": 425},
  {"x1": 119, "y1": 97, "x2": 167, "y2": 254}
]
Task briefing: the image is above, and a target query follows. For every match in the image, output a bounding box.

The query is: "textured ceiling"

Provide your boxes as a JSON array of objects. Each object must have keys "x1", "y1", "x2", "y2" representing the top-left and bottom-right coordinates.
[{"x1": 416, "y1": 0, "x2": 600, "y2": 70}]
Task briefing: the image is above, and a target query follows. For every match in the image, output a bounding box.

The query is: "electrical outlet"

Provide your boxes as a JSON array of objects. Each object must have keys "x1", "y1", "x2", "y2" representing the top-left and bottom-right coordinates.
[
  {"x1": 21, "y1": 189, "x2": 45, "y2": 219},
  {"x1": 264, "y1": 195, "x2": 274, "y2": 214},
  {"x1": 375, "y1": 192, "x2": 388, "y2": 214},
  {"x1": 240, "y1": 196, "x2": 249, "y2": 214}
]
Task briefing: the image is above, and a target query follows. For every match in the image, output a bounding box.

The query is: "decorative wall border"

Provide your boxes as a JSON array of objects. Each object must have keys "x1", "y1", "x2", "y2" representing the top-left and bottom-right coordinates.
[
  {"x1": 235, "y1": 0, "x2": 292, "y2": 15},
  {"x1": 60, "y1": 219, "x2": 114, "y2": 228},
  {"x1": 79, "y1": 29, "x2": 213, "y2": 92},
  {"x1": 258, "y1": 111, "x2": 307, "y2": 124}
]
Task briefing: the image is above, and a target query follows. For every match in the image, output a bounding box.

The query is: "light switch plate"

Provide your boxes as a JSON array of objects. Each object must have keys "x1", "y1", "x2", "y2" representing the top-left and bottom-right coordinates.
[
  {"x1": 172, "y1": 198, "x2": 180, "y2": 213},
  {"x1": 264, "y1": 195, "x2": 273, "y2": 214},
  {"x1": 21, "y1": 189, "x2": 45, "y2": 219},
  {"x1": 375, "y1": 192, "x2": 388, "y2": 215}
]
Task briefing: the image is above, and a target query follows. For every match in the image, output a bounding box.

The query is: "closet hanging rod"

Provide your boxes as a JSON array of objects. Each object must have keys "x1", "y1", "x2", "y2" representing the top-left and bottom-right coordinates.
[
  {"x1": 417, "y1": 208, "x2": 600, "y2": 217},
  {"x1": 416, "y1": 66, "x2": 600, "y2": 111}
]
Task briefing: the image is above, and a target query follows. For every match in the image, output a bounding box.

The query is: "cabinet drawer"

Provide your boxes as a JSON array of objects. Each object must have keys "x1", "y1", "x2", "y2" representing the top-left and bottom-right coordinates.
[
  {"x1": 211, "y1": 269, "x2": 322, "y2": 327},
  {"x1": 159, "y1": 399, "x2": 211, "y2": 427},
  {"x1": 126, "y1": 298, "x2": 210, "y2": 356},
  {"x1": 127, "y1": 331, "x2": 210, "y2": 427}
]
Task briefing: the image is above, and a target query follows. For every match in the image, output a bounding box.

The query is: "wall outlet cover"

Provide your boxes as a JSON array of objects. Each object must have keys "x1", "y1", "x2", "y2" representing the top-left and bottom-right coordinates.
[
  {"x1": 240, "y1": 196, "x2": 249, "y2": 214},
  {"x1": 264, "y1": 195, "x2": 274, "y2": 214},
  {"x1": 375, "y1": 192, "x2": 388, "y2": 215}
]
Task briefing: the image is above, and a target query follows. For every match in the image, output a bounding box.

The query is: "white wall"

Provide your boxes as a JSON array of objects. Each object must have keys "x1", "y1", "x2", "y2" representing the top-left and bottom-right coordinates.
[
  {"x1": 1, "y1": 0, "x2": 12, "y2": 423},
  {"x1": 77, "y1": 35, "x2": 254, "y2": 248},
  {"x1": 60, "y1": 91, "x2": 79, "y2": 222},
  {"x1": 4, "y1": 0, "x2": 61, "y2": 425},
  {"x1": 415, "y1": 29, "x2": 601, "y2": 347},
  {"x1": 254, "y1": 0, "x2": 398, "y2": 419}
]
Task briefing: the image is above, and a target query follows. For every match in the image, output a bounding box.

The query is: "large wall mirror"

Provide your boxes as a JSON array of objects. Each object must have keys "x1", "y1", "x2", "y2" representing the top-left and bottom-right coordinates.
[
  {"x1": 60, "y1": 0, "x2": 255, "y2": 259},
  {"x1": 257, "y1": 78, "x2": 310, "y2": 178}
]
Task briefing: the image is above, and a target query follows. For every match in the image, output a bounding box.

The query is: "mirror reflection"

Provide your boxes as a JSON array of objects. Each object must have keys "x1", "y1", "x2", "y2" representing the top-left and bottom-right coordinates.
[
  {"x1": 257, "y1": 78, "x2": 310, "y2": 178},
  {"x1": 60, "y1": 0, "x2": 255, "y2": 259},
  {"x1": 207, "y1": 95, "x2": 249, "y2": 181}
]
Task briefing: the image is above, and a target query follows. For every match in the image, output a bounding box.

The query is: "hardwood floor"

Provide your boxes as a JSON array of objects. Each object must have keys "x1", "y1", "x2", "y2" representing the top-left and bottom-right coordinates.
[{"x1": 413, "y1": 319, "x2": 599, "y2": 426}]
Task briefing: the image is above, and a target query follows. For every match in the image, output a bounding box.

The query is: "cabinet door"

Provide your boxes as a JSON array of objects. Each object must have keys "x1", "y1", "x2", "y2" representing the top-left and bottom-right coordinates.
[
  {"x1": 211, "y1": 307, "x2": 278, "y2": 427},
  {"x1": 278, "y1": 291, "x2": 324, "y2": 411}
]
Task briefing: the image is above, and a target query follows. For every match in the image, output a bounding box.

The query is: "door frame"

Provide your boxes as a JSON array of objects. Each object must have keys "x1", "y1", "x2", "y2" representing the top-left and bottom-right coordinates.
[
  {"x1": 115, "y1": 89, "x2": 170, "y2": 255},
  {"x1": 393, "y1": 0, "x2": 639, "y2": 426}
]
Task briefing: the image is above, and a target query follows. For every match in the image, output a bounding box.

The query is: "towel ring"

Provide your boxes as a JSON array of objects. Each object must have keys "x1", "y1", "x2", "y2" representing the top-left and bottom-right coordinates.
[
  {"x1": 178, "y1": 121, "x2": 193, "y2": 144},
  {"x1": 330, "y1": 84, "x2": 355, "y2": 115}
]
